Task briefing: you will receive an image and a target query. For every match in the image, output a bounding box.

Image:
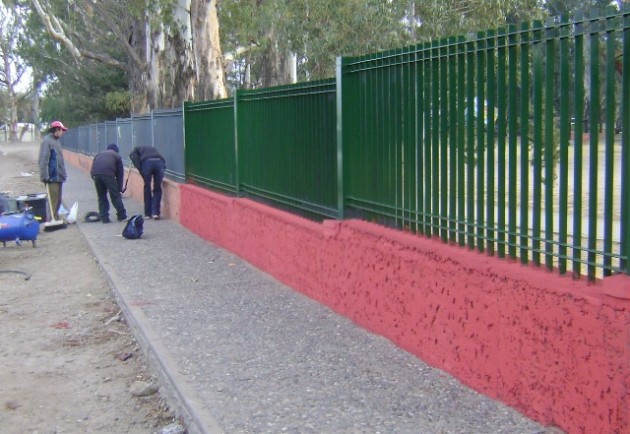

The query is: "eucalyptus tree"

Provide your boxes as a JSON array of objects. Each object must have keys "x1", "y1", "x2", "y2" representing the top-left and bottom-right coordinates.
[
  {"x1": 4, "y1": 0, "x2": 122, "y2": 128},
  {"x1": 28, "y1": 0, "x2": 227, "y2": 113},
  {"x1": 220, "y1": 0, "x2": 410, "y2": 88},
  {"x1": 0, "y1": 3, "x2": 30, "y2": 140},
  {"x1": 219, "y1": 0, "x2": 549, "y2": 90},
  {"x1": 220, "y1": 0, "x2": 294, "y2": 88}
]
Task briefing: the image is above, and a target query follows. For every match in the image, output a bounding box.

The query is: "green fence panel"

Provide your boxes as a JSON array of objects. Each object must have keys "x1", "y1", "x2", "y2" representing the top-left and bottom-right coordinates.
[
  {"x1": 237, "y1": 80, "x2": 337, "y2": 219},
  {"x1": 184, "y1": 99, "x2": 237, "y2": 194},
  {"x1": 340, "y1": 10, "x2": 629, "y2": 280}
]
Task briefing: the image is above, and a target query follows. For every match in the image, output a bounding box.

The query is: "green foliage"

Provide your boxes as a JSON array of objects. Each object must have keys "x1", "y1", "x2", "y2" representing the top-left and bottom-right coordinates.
[
  {"x1": 41, "y1": 61, "x2": 129, "y2": 126},
  {"x1": 12, "y1": 0, "x2": 130, "y2": 125},
  {"x1": 285, "y1": 0, "x2": 409, "y2": 77},
  {"x1": 105, "y1": 91, "x2": 131, "y2": 116},
  {"x1": 544, "y1": 0, "x2": 618, "y2": 17},
  {"x1": 219, "y1": 0, "x2": 550, "y2": 88}
]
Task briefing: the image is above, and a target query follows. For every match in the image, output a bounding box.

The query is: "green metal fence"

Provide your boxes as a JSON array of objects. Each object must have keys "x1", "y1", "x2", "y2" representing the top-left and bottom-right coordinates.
[
  {"x1": 185, "y1": 99, "x2": 237, "y2": 194},
  {"x1": 185, "y1": 80, "x2": 338, "y2": 218},
  {"x1": 339, "y1": 8, "x2": 630, "y2": 280},
  {"x1": 184, "y1": 9, "x2": 629, "y2": 280},
  {"x1": 237, "y1": 80, "x2": 338, "y2": 218}
]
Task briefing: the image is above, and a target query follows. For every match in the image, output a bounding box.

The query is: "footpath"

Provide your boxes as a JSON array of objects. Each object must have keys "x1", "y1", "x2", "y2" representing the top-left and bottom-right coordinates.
[{"x1": 62, "y1": 164, "x2": 554, "y2": 434}]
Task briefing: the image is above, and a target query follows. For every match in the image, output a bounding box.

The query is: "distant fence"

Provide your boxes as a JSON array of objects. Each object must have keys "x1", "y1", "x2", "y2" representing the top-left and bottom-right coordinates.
[
  {"x1": 67, "y1": 8, "x2": 630, "y2": 280},
  {"x1": 62, "y1": 108, "x2": 184, "y2": 182}
]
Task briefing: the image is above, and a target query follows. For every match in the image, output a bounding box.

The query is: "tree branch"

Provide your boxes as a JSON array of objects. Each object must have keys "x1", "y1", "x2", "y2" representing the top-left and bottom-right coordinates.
[
  {"x1": 83, "y1": 0, "x2": 146, "y2": 69},
  {"x1": 30, "y1": 0, "x2": 127, "y2": 70}
]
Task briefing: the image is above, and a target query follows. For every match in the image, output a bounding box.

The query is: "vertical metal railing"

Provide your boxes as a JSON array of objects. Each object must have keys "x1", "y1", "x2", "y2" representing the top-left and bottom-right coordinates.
[
  {"x1": 340, "y1": 8, "x2": 630, "y2": 280},
  {"x1": 236, "y1": 80, "x2": 338, "y2": 218}
]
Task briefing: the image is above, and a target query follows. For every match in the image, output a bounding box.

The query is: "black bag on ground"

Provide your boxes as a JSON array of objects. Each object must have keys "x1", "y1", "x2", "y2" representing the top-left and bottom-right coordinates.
[{"x1": 122, "y1": 214, "x2": 144, "y2": 239}]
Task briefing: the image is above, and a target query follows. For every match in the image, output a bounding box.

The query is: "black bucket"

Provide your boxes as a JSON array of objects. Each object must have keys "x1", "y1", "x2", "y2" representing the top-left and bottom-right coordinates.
[{"x1": 17, "y1": 193, "x2": 48, "y2": 222}]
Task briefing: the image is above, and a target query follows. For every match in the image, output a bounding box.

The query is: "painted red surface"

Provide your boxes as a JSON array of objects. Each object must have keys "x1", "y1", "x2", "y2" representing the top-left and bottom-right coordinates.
[{"x1": 180, "y1": 183, "x2": 630, "y2": 434}]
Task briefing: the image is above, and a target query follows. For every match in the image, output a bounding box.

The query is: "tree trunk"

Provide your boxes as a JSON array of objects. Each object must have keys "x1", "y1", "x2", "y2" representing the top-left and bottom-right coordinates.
[
  {"x1": 32, "y1": 73, "x2": 41, "y2": 140},
  {"x1": 2, "y1": 53, "x2": 18, "y2": 142},
  {"x1": 192, "y1": 0, "x2": 228, "y2": 100},
  {"x1": 129, "y1": 0, "x2": 227, "y2": 112},
  {"x1": 260, "y1": 38, "x2": 292, "y2": 87}
]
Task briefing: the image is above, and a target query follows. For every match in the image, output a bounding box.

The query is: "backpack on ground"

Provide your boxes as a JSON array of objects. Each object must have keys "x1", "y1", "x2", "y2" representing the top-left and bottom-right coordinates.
[{"x1": 122, "y1": 214, "x2": 144, "y2": 239}]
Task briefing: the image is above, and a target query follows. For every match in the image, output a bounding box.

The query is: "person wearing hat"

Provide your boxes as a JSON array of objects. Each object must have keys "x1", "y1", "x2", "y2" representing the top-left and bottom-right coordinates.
[
  {"x1": 90, "y1": 143, "x2": 127, "y2": 223},
  {"x1": 38, "y1": 120, "x2": 68, "y2": 221}
]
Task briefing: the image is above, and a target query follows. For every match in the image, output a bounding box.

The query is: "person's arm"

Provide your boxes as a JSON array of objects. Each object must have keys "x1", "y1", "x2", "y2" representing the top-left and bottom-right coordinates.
[
  {"x1": 129, "y1": 148, "x2": 141, "y2": 171},
  {"x1": 37, "y1": 139, "x2": 50, "y2": 182}
]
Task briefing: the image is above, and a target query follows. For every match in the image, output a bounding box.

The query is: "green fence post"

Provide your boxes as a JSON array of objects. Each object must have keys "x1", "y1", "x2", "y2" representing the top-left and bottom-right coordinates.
[
  {"x1": 336, "y1": 56, "x2": 345, "y2": 220},
  {"x1": 532, "y1": 21, "x2": 544, "y2": 267},
  {"x1": 486, "y1": 29, "x2": 496, "y2": 257},
  {"x1": 497, "y1": 27, "x2": 507, "y2": 258},
  {"x1": 508, "y1": 24, "x2": 518, "y2": 260},
  {"x1": 466, "y1": 33, "x2": 476, "y2": 248},
  {"x1": 448, "y1": 36, "x2": 458, "y2": 243},
  {"x1": 588, "y1": 12, "x2": 601, "y2": 280},
  {"x1": 573, "y1": 12, "x2": 585, "y2": 277},
  {"x1": 622, "y1": 6, "x2": 630, "y2": 274},
  {"x1": 544, "y1": 20, "x2": 556, "y2": 271},
  {"x1": 603, "y1": 10, "x2": 618, "y2": 276},
  {"x1": 476, "y1": 31, "x2": 486, "y2": 253},
  {"x1": 440, "y1": 39, "x2": 449, "y2": 242},
  {"x1": 431, "y1": 40, "x2": 440, "y2": 235},
  {"x1": 234, "y1": 90, "x2": 240, "y2": 197},
  {"x1": 558, "y1": 15, "x2": 571, "y2": 275},
  {"x1": 520, "y1": 21, "x2": 531, "y2": 266},
  {"x1": 457, "y1": 36, "x2": 466, "y2": 247}
]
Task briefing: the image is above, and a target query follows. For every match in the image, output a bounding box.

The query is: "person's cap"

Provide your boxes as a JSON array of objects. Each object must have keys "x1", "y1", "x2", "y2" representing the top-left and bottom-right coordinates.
[
  {"x1": 106, "y1": 143, "x2": 120, "y2": 153},
  {"x1": 49, "y1": 120, "x2": 68, "y2": 131}
]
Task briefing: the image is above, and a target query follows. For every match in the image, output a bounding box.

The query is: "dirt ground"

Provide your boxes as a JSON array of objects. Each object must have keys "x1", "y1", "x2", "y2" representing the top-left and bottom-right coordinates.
[{"x1": 0, "y1": 141, "x2": 177, "y2": 434}]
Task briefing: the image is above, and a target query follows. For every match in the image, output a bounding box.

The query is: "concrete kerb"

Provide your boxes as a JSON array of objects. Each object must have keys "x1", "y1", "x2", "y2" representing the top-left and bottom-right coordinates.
[{"x1": 75, "y1": 223, "x2": 223, "y2": 434}]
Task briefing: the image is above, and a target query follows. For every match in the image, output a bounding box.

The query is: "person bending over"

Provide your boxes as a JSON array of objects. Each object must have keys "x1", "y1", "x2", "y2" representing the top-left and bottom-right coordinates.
[
  {"x1": 129, "y1": 146, "x2": 166, "y2": 220},
  {"x1": 91, "y1": 144, "x2": 127, "y2": 223}
]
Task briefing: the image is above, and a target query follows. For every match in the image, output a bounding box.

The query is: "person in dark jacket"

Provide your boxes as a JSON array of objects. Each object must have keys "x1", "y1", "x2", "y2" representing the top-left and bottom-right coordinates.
[
  {"x1": 91, "y1": 144, "x2": 127, "y2": 223},
  {"x1": 38, "y1": 120, "x2": 68, "y2": 221},
  {"x1": 129, "y1": 146, "x2": 166, "y2": 219}
]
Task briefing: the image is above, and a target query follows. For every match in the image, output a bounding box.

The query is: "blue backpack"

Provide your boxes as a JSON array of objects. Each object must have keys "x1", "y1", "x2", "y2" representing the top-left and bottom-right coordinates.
[{"x1": 122, "y1": 214, "x2": 144, "y2": 239}]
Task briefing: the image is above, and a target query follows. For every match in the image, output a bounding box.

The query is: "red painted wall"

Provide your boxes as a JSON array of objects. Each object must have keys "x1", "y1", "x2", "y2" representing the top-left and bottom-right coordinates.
[{"x1": 180, "y1": 184, "x2": 630, "y2": 434}]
